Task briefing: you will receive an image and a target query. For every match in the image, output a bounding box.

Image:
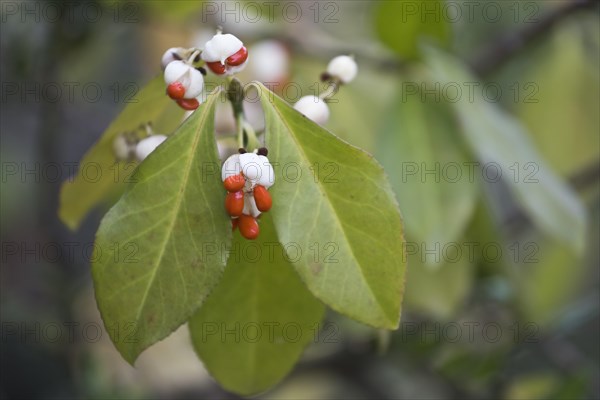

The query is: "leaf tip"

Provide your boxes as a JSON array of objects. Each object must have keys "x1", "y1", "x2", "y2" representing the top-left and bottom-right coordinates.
[{"x1": 57, "y1": 207, "x2": 80, "y2": 232}]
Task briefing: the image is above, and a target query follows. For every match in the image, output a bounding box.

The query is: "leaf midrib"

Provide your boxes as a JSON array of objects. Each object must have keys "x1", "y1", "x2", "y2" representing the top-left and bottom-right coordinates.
[
  {"x1": 132, "y1": 92, "x2": 216, "y2": 336},
  {"x1": 266, "y1": 94, "x2": 393, "y2": 323}
]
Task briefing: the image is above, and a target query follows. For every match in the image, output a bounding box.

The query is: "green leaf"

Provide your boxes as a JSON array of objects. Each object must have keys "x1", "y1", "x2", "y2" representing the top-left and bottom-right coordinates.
[
  {"x1": 189, "y1": 214, "x2": 325, "y2": 396},
  {"x1": 404, "y1": 250, "x2": 474, "y2": 320},
  {"x1": 376, "y1": 81, "x2": 478, "y2": 252},
  {"x1": 517, "y1": 20, "x2": 600, "y2": 177},
  {"x1": 511, "y1": 234, "x2": 584, "y2": 327},
  {"x1": 255, "y1": 83, "x2": 406, "y2": 329},
  {"x1": 92, "y1": 88, "x2": 231, "y2": 363},
  {"x1": 59, "y1": 76, "x2": 183, "y2": 230},
  {"x1": 374, "y1": 0, "x2": 450, "y2": 61},
  {"x1": 422, "y1": 45, "x2": 586, "y2": 253}
]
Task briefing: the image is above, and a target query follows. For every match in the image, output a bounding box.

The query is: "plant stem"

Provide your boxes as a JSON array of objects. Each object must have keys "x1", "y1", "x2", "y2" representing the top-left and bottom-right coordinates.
[
  {"x1": 244, "y1": 121, "x2": 260, "y2": 150},
  {"x1": 236, "y1": 113, "x2": 245, "y2": 149},
  {"x1": 187, "y1": 49, "x2": 200, "y2": 64},
  {"x1": 319, "y1": 81, "x2": 339, "y2": 102}
]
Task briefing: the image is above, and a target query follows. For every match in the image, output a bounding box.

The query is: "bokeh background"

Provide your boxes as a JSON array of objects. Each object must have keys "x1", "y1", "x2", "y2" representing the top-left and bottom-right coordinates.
[{"x1": 1, "y1": 0, "x2": 599, "y2": 399}]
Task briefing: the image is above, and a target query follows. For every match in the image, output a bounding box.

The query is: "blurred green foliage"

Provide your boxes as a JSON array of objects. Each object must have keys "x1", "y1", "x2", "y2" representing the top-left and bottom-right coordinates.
[{"x1": 1, "y1": 0, "x2": 599, "y2": 399}]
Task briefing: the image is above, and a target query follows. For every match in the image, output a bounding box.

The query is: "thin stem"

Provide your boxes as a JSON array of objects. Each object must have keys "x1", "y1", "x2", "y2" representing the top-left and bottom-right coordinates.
[
  {"x1": 142, "y1": 122, "x2": 154, "y2": 137},
  {"x1": 243, "y1": 120, "x2": 260, "y2": 151},
  {"x1": 187, "y1": 49, "x2": 200, "y2": 64},
  {"x1": 236, "y1": 113, "x2": 245, "y2": 149},
  {"x1": 319, "y1": 81, "x2": 340, "y2": 102}
]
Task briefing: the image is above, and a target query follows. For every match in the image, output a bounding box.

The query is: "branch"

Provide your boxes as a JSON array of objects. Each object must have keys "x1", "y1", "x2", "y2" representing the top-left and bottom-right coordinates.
[{"x1": 470, "y1": 0, "x2": 596, "y2": 76}]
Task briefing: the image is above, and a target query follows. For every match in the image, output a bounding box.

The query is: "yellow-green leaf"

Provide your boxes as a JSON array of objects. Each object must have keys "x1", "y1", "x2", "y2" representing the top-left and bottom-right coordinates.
[
  {"x1": 189, "y1": 214, "x2": 325, "y2": 396},
  {"x1": 375, "y1": 0, "x2": 450, "y2": 61},
  {"x1": 59, "y1": 76, "x2": 182, "y2": 230},
  {"x1": 92, "y1": 88, "x2": 231, "y2": 363},
  {"x1": 423, "y1": 45, "x2": 586, "y2": 253},
  {"x1": 256, "y1": 83, "x2": 406, "y2": 329}
]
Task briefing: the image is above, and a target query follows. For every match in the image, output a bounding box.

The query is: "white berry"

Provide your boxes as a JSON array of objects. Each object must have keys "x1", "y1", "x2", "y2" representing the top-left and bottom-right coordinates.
[
  {"x1": 239, "y1": 153, "x2": 261, "y2": 181},
  {"x1": 161, "y1": 47, "x2": 185, "y2": 70},
  {"x1": 222, "y1": 154, "x2": 242, "y2": 181},
  {"x1": 243, "y1": 193, "x2": 261, "y2": 218},
  {"x1": 250, "y1": 40, "x2": 289, "y2": 83},
  {"x1": 327, "y1": 55, "x2": 358, "y2": 84},
  {"x1": 201, "y1": 33, "x2": 243, "y2": 64},
  {"x1": 222, "y1": 152, "x2": 274, "y2": 188},
  {"x1": 164, "y1": 60, "x2": 188, "y2": 84},
  {"x1": 164, "y1": 60, "x2": 204, "y2": 99},
  {"x1": 256, "y1": 155, "x2": 274, "y2": 189},
  {"x1": 135, "y1": 135, "x2": 167, "y2": 161},
  {"x1": 224, "y1": 60, "x2": 248, "y2": 76},
  {"x1": 294, "y1": 96, "x2": 330, "y2": 125}
]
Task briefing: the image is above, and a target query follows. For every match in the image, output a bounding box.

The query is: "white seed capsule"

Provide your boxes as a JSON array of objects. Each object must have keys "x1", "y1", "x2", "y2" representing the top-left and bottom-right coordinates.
[
  {"x1": 201, "y1": 33, "x2": 244, "y2": 63},
  {"x1": 164, "y1": 60, "x2": 189, "y2": 84},
  {"x1": 222, "y1": 154, "x2": 242, "y2": 181},
  {"x1": 293, "y1": 95, "x2": 330, "y2": 125},
  {"x1": 256, "y1": 155, "x2": 274, "y2": 189},
  {"x1": 161, "y1": 47, "x2": 185, "y2": 70},
  {"x1": 183, "y1": 70, "x2": 204, "y2": 99},
  {"x1": 242, "y1": 193, "x2": 261, "y2": 218},
  {"x1": 239, "y1": 152, "x2": 261, "y2": 182},
  {"x1": 164, "y1": 60, "x2": 204, "y2": 99},
  {"x1": 250, "y1": 40, "x2": 289, "y2": 84},
  {"x1": 224, "y1": 59, "x2": 248, "y2": 76},
  {"x1": 222, "y1": 152, "x2": 274, "y2": 188},
  {"x1": 135, "y1": 135, "x2": 167, "y2": 161},
  {"x1": 327, "y1": 55, "x2": 358, "y2": 84}
]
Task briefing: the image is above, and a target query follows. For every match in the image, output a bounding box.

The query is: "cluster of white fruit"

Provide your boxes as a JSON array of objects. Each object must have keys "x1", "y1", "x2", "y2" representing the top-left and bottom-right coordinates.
[
  {"x1": 293, "y1": 55, "x2": 358, "y2": 126},
  {"x1": 162, "y1": 33, "x2": 249, "y2": 111},
  {"x1": 112, "y1": 37, "x2": 358, "y2": 241},
  {"x1": 111, "y1": 32, "x2": 253, "y2": 163},
  {"x1": 221, "y1": 148, "x2": 274, "y2": 240}
]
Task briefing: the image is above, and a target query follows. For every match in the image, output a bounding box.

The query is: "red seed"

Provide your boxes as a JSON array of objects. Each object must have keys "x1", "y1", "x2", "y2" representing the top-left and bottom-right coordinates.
[
  {"x1": 253, "y1": 185, "x2": 272, "y2": 212},
  {"x1": 226, "y1": 46, "x2": 248, "y2": 67},
  {"x1": 167, "y1": 82, "x2": 185, "y2": 100},
  {"x1": 223, "y1": 174, "x2": 245, "y2": 192},
  {"x1": 176, "y1": 98, "x2": 199, "y2": 110},
  {"x1": 238, "y1": 214, "x2": 259, "y2": 240},
  {"x1": 225, "y1": 191, "x2": 244, "y2": 217},
  {"x1": 206, "y1": 61, "x2": 227, "y2": 75}
]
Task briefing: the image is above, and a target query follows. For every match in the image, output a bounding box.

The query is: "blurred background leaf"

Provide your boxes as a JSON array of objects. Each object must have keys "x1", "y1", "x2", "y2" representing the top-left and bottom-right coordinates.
[
  {"x1": 517, "y1": 17, "x2": 600, "y2": 177},
  {"x1": 423, "y1": 45, "x2": 587, "y2": 254},
  {"x1": 2, "y1": 0, "x2": 599, "y2": 398},
  {"x1": 58, "y1": 76, "x2": 183, "y2": 230},
  {"x1": 376, "y1": 74, "x2": 478, "y2": 255},
  {"x1": 374, "y1": 0, "x2": 451, "y2": 61}
]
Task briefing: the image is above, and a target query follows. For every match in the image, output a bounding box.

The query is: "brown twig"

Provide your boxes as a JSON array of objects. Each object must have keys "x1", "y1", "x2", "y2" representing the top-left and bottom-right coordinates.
[{"x1": 470, "y1": 0, "x2": 596, "y2": 76}]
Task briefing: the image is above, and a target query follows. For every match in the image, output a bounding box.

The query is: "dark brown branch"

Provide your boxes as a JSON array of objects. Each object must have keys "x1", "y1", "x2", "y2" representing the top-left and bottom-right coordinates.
[{"x1": 470, "y1": 0, "x2": 596, "y2": 76}]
